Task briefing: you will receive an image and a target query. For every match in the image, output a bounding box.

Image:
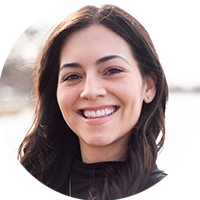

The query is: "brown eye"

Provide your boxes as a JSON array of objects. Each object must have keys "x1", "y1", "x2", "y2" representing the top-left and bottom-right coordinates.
[
  {"x1": 105, "y1": 68, "x2": 123, "y2": 75},
  {"x1": 63, "y1": 74, "x2": 82, "y2": 81}
]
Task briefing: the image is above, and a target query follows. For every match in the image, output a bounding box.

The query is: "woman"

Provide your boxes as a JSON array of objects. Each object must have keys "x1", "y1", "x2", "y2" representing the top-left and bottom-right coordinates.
[{"x1": 18, "y1": 4, "x2": 168, "y2": 200}]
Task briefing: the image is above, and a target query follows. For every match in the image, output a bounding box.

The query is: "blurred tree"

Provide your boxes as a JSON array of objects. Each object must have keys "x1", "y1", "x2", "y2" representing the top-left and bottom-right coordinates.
[
  {"x1": 0, "y1": 0, "x2": 39, "y2": 67},
  {"x1": 0, "y1": 25, "x2": 42, "y2": 97}
]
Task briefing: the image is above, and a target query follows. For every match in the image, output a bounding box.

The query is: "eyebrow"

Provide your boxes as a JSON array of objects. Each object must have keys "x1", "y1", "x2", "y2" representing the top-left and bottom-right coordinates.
[
  {"x1": 60, "y1": 62, "x2": 81, "y2": 71},
  {"x1": 60, "y1": 55, "x2": 130, "y2": 71},
  {"x1": 96, "y1": 55, "x2": 130, "y2": 65}
]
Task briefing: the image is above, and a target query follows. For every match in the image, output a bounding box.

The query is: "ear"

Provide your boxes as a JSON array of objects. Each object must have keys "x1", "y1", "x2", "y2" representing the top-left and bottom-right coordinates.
[{"x1": 143, "y1": 72, "x2": 157, "y2": 104}]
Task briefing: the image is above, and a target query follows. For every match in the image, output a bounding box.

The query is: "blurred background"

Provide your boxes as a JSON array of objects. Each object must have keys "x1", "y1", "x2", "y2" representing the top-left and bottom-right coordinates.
[{"x1": 0, "y1": 0, "x2": 200, "y2": 200}]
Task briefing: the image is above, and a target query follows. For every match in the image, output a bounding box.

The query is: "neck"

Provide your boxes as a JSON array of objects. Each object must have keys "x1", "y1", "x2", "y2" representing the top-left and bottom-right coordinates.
[{"x1": 79, "y1": 139, "x2": 129, "y2": 164}]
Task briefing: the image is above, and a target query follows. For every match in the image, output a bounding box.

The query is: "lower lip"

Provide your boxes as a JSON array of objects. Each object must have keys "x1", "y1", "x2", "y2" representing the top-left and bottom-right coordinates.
[{"x1": 78, "y1": 109, "x2": 119, "y2": 125}]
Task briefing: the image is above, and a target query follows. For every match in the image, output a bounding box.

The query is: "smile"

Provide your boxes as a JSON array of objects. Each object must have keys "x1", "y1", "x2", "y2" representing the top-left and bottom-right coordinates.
[{"x1": 83, "y1": 107, "x2": 117, "y2": 118}]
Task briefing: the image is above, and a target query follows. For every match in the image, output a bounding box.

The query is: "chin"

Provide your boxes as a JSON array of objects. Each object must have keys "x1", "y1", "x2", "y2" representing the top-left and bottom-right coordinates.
[{"x1": 84, "y1": 134, "x2": 114, "y2": 147}]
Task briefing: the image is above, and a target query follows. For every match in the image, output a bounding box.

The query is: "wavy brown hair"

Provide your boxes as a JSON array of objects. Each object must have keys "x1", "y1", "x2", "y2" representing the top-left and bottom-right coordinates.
[{"x1": 18, "y1": 4, "x2": 168, "y2": 199}]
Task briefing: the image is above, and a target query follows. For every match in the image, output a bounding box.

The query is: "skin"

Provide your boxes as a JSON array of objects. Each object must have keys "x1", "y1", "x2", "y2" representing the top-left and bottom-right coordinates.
[{"x1": 57, "y1": 25, "x2": 156, "y2": 163}]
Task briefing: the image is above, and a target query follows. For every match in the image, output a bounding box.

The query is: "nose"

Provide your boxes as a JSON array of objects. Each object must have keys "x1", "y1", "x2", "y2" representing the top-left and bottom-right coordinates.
[{"x1": 80, "y1": 75, "x2": 107, "y2": 100}]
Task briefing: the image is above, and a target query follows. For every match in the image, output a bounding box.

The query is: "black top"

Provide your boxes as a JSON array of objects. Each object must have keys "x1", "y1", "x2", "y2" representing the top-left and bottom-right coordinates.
[{"x1": 71, "y1": 155, "x2": 167, "y2": 199}]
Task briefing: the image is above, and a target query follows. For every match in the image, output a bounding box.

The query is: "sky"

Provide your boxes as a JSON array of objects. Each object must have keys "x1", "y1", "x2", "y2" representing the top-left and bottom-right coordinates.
[{"x1": 0, "y1": 0, "x2": 200, "y2": 88}]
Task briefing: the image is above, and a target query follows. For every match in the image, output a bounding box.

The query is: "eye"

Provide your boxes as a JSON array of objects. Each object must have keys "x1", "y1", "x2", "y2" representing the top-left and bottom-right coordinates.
[
  {"x1": 63, "y1": 74, "x2": 82, "y2": 82},
  {"x1": 105, "y1": 67, "x2": 123, "y2": 75}
]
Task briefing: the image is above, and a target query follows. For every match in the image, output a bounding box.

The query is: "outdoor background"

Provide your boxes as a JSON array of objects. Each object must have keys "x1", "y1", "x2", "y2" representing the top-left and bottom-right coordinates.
[{"x1": 0, "y1": 0, "x2": 199, "y2": 200}]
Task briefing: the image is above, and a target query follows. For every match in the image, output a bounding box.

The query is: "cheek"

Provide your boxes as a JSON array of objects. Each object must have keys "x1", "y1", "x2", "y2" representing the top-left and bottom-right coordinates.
[
  {"x1": 113, "y1": 79, "x2": 144, "y2": 122},
  {"x1": 56, "y1": 87, "x2": 77, "y2": 118},
  {"x1": 112, "y1": 78, "x2": 144, "y2": 106},
  {"x1": 57, "y1": 94, "x2": 78, "y2": 137}
]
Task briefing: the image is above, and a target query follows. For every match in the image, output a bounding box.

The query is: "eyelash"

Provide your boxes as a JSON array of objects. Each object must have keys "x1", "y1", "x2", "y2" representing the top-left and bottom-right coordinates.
[
  {"x1": 63, "y1": 74, "x2": 82, "y2": 82},
  {"x1": 62, "y1": 67, "x2": 123, "y2": 82},
  {"x1": 104, "y1": 67, "x2": 123, "y2": 75}
]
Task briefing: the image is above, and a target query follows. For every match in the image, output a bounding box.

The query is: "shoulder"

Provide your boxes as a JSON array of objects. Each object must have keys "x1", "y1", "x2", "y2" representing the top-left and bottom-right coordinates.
[{"x1": 136, "y1": 169, "x2": 193, "y2": 200}]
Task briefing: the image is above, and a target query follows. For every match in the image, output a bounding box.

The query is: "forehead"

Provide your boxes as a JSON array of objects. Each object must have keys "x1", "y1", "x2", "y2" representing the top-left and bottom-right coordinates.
[{"x1": 59, "y1": 24, "x2": 133, "y2": 64}]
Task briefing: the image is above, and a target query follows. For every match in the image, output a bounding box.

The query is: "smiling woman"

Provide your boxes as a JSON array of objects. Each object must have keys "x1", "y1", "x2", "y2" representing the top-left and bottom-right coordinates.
[
  {"x1": 57, "y1": 24, "x2": 155, "y2": 162},
  {"x1": 18, "y1": 4, "x2": 168, "y2": 200}
]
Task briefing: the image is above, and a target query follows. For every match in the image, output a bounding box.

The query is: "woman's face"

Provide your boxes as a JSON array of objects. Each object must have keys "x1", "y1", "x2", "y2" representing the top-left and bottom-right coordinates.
[{"x1": 57, "y1": 25, "x2": 153, "y2": 149}]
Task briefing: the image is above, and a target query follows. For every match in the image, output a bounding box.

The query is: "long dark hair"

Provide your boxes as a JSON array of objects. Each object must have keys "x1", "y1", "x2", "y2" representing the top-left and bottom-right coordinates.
[{"x1": 18, "y1": 4, "x2": 168, "y2": 199}]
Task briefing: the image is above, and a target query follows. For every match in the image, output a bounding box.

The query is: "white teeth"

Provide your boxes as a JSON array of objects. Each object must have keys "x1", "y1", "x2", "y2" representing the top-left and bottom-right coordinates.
[
  {"x1": 83, "y1": 107, "x2": 116, "y2": 118},
  {"x1": 91, "y1": 111, "x2": 96, "y2": 117},
  {"x1": 105, "y1": 108, "x2": 109, "y2": 115},
  {"x1": 101, "y1": 109, "x2": 105, "y2": 116},
  {"x1": 96, "y1": 110, "x2": 101, "y2": 117}
]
